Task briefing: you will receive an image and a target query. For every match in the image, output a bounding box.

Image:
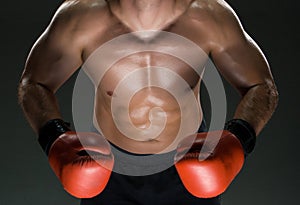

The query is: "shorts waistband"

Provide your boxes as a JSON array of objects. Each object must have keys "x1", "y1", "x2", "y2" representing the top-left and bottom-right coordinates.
[
  {"x1": 90, "y1": 119, "x2": 207, "y2": 176},
  {"x1": 110, "y1": 140, "x2": 176, "y2": 176}
]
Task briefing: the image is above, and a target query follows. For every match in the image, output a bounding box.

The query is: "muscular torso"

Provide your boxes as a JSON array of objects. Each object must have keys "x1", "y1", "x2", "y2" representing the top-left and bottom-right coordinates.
[
  {"x1": 22, "y1": 0, "x2": 276, "y2": 151},
  {"x1": 93, "y1": 51, "x2": 203, "y2": 154},
  {"x1": 67, "y1": 0, "x2": 219, "y2": 154}
]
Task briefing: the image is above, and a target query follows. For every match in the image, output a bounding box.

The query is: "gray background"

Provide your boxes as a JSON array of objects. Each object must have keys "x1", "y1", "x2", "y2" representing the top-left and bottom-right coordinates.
[{"x1": 0, "y1": 0, "x2": 299, "y2": 204}]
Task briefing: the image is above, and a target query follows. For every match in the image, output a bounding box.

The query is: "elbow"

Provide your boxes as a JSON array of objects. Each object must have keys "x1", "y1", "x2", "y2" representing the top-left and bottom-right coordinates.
[
  {"x1": 17, "y1": 77, "x2": 51, "y2": 105},
  {"x1": 255, "y1": 80, "x2": 279, "y2": 113},
  {"x1": 18, "y1": 77, "x2": 30, "y2": 105},
  {"x1": 265, "y1": 79, "x2": 279, "y2": 110},
  {"x1": 18, "y1": 73, "x2": 35, "y2": 91},
  {"x1": 272, "y1": 90, "x2": 279, "y2": 114},
  {"x1": 18, "y1": 76, "x2": 53, "y2": 95},
  {"x1": 244, "y1": 79, "x2": 279, "y2": 110},
  {"x1": 18, "y1": 75, "x2": 35, "y2": 94}
]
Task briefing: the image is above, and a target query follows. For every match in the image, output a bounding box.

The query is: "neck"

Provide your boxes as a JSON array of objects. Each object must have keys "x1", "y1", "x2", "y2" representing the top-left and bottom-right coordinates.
[
  {"x1": 134, "y1": 0, "x2": 165, "y2": 11},
  {"x1": 110, "y1": 0, "x2": 190, "y2": 32},
  {"x1": 119, "y1": 0, "x2": 174, "y2": 12}
]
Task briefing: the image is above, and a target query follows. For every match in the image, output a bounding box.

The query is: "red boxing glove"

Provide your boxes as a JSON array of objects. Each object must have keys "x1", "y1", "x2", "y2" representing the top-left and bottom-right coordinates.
[
  {"x1": 175, "y1": 131, "x2": 244, "y2": 198},
  {"x1": 48, "y1": 131, "x2": 114, "y2": 198},
  {"x1": 38, "y1": 120, "x2": 114, "y2": 198}
]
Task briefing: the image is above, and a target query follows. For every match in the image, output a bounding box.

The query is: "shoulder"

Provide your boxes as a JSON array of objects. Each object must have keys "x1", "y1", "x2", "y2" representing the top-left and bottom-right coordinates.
[
  {"x1": 186, "y1": 0, "x2": 235, "y2": 16},
  {"x1": 185, "y1": 0, "x2": 246, "y2": 47},
  {"x1": 58, "y1": 0, "x2": 109, "y2": 14},
  {"x1": 48, "y1": 0, "x2": 111, "y2": 31},
  {"x1": 186, "y1": 0, "x2": 242, "y2": 29}
]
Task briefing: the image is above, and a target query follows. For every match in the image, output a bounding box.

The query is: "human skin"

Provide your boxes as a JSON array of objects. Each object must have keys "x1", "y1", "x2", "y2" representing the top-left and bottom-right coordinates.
[{"x1": 18, "y1": 0, "x2": 278, "y2": 154}]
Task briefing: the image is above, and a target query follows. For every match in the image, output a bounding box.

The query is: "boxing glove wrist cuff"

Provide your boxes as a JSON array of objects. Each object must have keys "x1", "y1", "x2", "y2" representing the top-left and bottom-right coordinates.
[
  {"x1": 224, "y1": 119, "x2": 256, "y2": 156},
  {"x1": 38, "y1": 119, "x2": 71, "y2": 155}
]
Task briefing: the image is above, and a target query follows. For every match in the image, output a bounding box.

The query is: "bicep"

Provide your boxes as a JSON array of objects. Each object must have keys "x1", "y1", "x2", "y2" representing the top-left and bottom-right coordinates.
[
  {"x1": 210, "y1": 7, "x2": 273, "y2": 95},
  {"x1": 22, "y1": 17, "x2": 82, "y2": 92}
]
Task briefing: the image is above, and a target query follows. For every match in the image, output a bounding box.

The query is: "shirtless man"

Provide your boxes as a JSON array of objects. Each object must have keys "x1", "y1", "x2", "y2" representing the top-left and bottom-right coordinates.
[{"x1": 18, "y1": 0, "x2": 278, "y2": 204}]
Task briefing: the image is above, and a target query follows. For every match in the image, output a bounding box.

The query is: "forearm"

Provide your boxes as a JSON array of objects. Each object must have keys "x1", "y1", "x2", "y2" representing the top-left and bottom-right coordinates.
[
  {"x1": 233, "y1": 81, "x2": 279, "y2": 135},
  {"x1": 18, "y1": 79, "x2": 62, "y2": 133}
]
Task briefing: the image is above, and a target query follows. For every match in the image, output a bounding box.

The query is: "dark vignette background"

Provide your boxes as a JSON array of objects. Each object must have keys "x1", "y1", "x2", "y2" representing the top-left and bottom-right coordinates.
[{"x1": 0, "y1": 0, "x2": 299, "y2": 204}]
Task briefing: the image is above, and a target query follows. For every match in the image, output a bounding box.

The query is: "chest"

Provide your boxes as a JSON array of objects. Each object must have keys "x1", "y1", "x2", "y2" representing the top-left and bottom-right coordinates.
[{"x1": 82, "y1": 17, "x2": 210, "y2": 91}]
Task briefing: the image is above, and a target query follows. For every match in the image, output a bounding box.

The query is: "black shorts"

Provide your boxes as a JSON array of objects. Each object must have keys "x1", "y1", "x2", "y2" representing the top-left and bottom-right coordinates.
[{"x1": 81, "y1": 121, "x2": 221, "y2": 205}]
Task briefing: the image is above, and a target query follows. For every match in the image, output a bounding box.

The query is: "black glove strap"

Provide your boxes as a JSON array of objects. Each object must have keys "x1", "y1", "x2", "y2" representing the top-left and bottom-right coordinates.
[
  {"x1": 38, "y1": 119, "x2": 71, "y2": 155},
  {"x1": 224, "y1": 119, "x2": 256, "y2": 156}
]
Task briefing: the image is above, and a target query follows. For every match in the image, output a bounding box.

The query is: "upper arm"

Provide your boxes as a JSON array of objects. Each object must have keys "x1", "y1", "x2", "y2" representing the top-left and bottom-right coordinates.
[
  {"x1": 21, "y1": 1, "x2": 83, "y2": 92},
  {"x1": 209, "y1": 1, "x2": 274, "y2": 95}
]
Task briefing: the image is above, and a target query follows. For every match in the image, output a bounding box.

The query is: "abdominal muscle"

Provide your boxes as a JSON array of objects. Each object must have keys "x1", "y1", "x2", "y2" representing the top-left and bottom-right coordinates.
[
  {"x1": 92, "y1": 52, "x2": 203, "y2": 154},
  {"x1": 95, "y1": 87, "x2": 202, "y2": 154}
]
